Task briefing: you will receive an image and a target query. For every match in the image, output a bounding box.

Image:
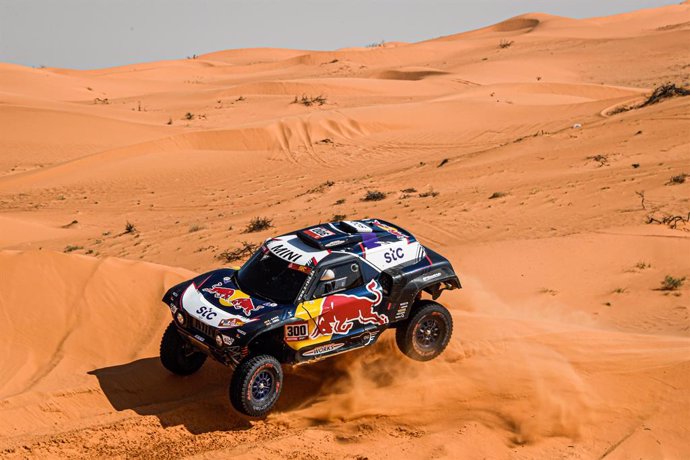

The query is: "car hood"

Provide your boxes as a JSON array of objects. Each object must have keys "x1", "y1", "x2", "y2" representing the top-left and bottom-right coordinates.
[{"x1": 180, "y1": 269, "x2": 287, "y2": 327}]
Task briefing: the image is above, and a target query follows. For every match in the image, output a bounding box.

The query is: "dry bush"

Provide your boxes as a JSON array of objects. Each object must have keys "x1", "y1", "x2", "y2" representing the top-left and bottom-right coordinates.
[
  {"x1": 667, "y1": 173, "x2": 688, "y2": 185},
  {"x1": 659, "y1": 275, "x2": 686, "y2": 291},
  {"x1": 362, "y1": 190, "x2": 387, "y2": 201},
  {"x1": 244, "y1": 217, "x2": 273, "y2": 233},
  {"x1": 292, "y1": 95, "x2": 327, "y2": 106},
  {"x1": 306, "y1": 180, "x2": 335, "y2": 194},
  {"x1": 646, "y1": 212, "x2": 690, "y2": 229},
  {"x1": 217, "y1": 241, "x2": 258, "y2": 263},
  {"x1": 587, "y1": 154, "x2": 609, "y2": 167},
  {"x1": 611, "y1": 83, "x2": 690, "y2": 114}
]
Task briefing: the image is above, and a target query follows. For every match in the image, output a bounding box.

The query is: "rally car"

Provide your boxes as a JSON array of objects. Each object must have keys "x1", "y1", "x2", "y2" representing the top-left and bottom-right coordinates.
[{"x1": 160, "y1": 219, "x2": 461, "y2": 416}]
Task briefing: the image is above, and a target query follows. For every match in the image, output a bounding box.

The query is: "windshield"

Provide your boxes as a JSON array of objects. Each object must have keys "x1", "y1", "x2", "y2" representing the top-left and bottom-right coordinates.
[{"x1": 236, "y1": 249, "x2": 309, "y2": 304}]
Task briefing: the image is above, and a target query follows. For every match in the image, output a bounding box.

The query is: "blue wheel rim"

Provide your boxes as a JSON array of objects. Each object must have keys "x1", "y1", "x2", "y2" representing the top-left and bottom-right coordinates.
[
  {"x1": 415, "y1": 317, "x2": 442, "y2": 349},
  {"x1": 251, "y1": 370, "x2": 274, "y2": 401}
]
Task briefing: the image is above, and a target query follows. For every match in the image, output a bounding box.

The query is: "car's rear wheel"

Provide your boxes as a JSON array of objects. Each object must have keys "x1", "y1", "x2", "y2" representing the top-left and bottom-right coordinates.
[
  {"x1": 160, "y1": 321, "x2": 207, "y2": 375},
  {"x1": 229, "y1": 354, "x2": 283, "y2": 417},
  {"x1": 396, "y1": 300, "x2": 453, "y2": 361}
]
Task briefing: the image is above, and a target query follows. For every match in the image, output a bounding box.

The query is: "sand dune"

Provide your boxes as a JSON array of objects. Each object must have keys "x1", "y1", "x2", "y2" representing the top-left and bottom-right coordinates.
[{"x1": 1, "y1": 2, "x2": 689, "y2": 458}]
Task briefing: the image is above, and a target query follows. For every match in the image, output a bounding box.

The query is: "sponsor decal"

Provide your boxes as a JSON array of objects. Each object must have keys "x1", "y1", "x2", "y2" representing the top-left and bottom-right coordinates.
[
  {"x1": 169, "y1": 303, "x2": 178, "y2": 314},
  {"x1": 302, "y1": 342, "x2": 345, "y2": 356},
  {"x1": 309, "y1": 280, "x2": 388, "y2": 338},
  {"x1": 324, "y1": 239, "x2": 348, "y2": 248},
  {"x1": 288, "y1": 262, "x2": 312, "y2": 274},
  {"x1": 297, "y1": 272, "x2": 315, "y2": 301},
  {"x1": 203, "y1": 284, "x2": 264, "y2": 316},
  {"x1": 218, "y1": 317, "x2": 246, "y2": 328},
  {"x1": 395, "y1": 303, "x2": 408, "y2": 320},
  {"x1": 304, "y1": 227, "x2": 335, "y2": 239},
  {"x1": 372, "y1": 220, "x2": 405, "y2": 239},
  {"x1": 222, "y1": 335, "x2": 234, "y2": 346},
  {"x1": 422, "y1": 272, "x2": 442, "y2": 282},
  {"x1": 269, "y1": 243, "x2": 303, "y2": 263},
  {"x1": 195, "y1": 306, "x2": 218, "y2": 321},
  {"x1": 263, "y1": 316, "x2": 280, "y2": 326},
  {"x1": 193, "y1": 334, "x2": 205, "y2": 342},
  {"x1": 383, "y1": 247, "x2": 405, "y2": 264}
]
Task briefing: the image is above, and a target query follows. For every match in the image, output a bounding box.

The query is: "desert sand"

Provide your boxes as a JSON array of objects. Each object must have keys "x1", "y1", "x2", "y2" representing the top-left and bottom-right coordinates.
[{"x1": 1, "y1": 2, "x2": 689, "y2": 458}]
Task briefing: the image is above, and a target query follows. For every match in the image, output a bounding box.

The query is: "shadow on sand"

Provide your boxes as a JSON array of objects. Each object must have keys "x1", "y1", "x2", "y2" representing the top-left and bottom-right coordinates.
[{"x1": 88, "y1": 356, "x2": 340, "y2": 434}]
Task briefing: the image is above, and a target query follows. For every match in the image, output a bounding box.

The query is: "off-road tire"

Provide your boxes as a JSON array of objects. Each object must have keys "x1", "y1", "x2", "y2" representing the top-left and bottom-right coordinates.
[
  {"x1": 160, "y1": 321, "x2": 207, "y2": 375},
  {"x1": 229, "y1": 354, "x2": 283, "y2": 417},
  {"x1": 396, "y1": 300, "x2": 453, "y2": 361}
]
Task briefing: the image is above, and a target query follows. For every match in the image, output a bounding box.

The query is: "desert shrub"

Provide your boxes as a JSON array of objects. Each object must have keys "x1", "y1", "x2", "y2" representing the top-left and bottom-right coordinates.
[
  {"x1": 499, "y1": 40, "x2": 514, "y2": 49},
  {"x1": 640, "y1": 84, "x2": 690, "y2": 108},
  {"x1": 660, "y1": 275, "x2": 686, "y2": 291},
  {"x1": 419, "y1": 190, "x2": 439, "y2": 198},
  {"x1": 667, "y1": 173, "x2": 688, "y2": 185},
  {"x1": 217, "y1": 241, "x2": 258, "y2": 263},
  {"x1": 64, "y1": 245, "x2": 83, "y2": 253},
  {"x1": 610, "y1": 83, "x2": 690, "y2": 115},
  {"x1": 306, "y1": 180, "x2": 335, "y2": 194},
  {"x1": 587, "y1": 154, "x2": 609, "y2": 167},
  {"x1": 124, "y1": 221, "x2": 137, "y2": 234},
  {"x1": 188, "y1": 224, "x2": 204, "y2": 233},
  {"x1": 366, "y1": 40, "x2": 386, "y2": 48},
  {"x1": 332, "y1": 214, "x2": 347, "y2": 221},
  {"x1": 244, "y1": 217, "x2": 273, "y2": 233},
  {"x1": 646, "y1": 212, "x2": 690, "y2": 229},
  {"x1": 334, "y1": 199, "x2": 346, "y2": 205},
  {"x1": 292, "y1": 95, "x2": 327, "y2": 106},
  {"x1": 438, "y1": 158, "x2": 449, "y2": 167},
  {"x1": 362, "y1": 190, "x2": 386, "y2": 201}
]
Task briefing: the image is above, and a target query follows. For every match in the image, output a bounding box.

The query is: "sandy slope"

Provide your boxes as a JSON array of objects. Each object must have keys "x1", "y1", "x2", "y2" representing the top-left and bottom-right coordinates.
[{"x1": 1, "y1": 2, "x2": 689, "y2": 459}]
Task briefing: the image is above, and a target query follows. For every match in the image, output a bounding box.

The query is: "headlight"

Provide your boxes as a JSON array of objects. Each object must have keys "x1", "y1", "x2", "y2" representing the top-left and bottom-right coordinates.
[
  {"x1": 175, "y1": 312, "x2": 185, "y2": 325},
  {"x1": 215, "y1": 334, "x2": 224, "y2": 347}
]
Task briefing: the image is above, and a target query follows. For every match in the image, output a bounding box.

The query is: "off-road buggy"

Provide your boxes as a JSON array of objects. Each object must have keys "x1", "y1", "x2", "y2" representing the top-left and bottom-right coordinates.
[{"x1": 160, "y1": 219, "x2": 461, "y2": 416}]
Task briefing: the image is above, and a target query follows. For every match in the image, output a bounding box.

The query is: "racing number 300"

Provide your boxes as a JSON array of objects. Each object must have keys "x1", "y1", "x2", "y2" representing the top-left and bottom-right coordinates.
[{"x1": 285, "y1": 323, "x2": 308, "y2": 341}]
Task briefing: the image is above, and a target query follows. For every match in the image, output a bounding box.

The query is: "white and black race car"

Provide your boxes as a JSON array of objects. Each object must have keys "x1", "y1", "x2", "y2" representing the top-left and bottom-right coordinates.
[{"x1": 160, "y1": 219, "x2": 461, "y2": 416}]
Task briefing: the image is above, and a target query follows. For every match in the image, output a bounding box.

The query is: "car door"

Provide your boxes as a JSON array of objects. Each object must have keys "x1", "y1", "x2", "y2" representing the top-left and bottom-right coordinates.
[{"x1": 287, "y1": 260, "x2": 388, "y2": 350}]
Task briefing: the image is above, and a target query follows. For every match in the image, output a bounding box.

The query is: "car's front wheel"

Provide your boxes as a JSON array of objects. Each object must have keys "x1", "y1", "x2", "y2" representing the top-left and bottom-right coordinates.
[
  {"x1": 160, "y1": 321, "x2": 207, "y2": 375},
  {"x1": 396, "y1": 300, "x2": 453, "y2": 361},
  {"x1": 229, "y1": 354, "x2": 283, "y2": 417}
]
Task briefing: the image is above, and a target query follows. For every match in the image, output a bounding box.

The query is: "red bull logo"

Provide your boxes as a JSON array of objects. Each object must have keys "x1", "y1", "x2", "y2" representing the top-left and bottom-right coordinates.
[
  {"x1": 310, "y1": 280, "x2": 387, "y2": 338},
  {"x1": 203, "y1": 285, "x2": 264, "y2": 316}
]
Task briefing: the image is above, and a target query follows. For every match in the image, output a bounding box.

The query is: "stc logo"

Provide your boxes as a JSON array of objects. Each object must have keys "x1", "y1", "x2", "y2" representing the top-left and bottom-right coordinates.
[{"x1": 383, "y1": 247, "x2": 405, "y2": 264}]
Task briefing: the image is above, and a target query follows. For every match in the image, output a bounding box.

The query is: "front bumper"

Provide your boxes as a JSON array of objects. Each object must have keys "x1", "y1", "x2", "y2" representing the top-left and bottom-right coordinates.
[{"x1": 173, "y1": 315, "x2": 247, "y2": 367}]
